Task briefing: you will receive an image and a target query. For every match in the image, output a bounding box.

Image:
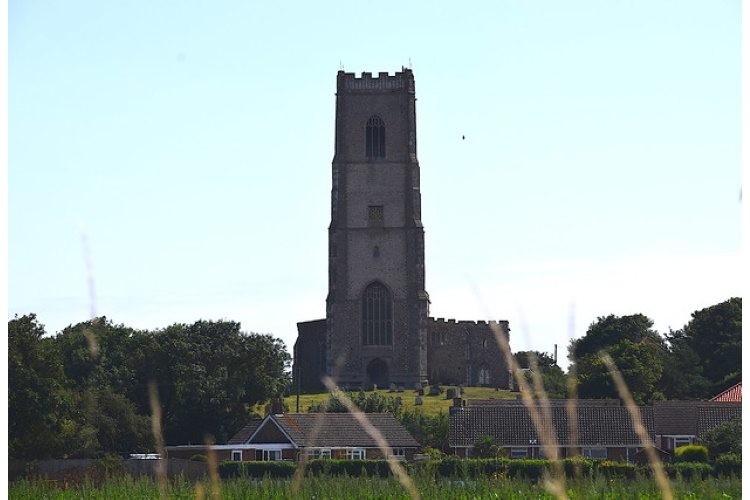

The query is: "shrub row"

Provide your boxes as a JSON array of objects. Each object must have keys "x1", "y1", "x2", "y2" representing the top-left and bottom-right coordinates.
[
  {"x1": 218, "y1": 460, "x2": 296, "y2": 479},
  {"x1": 431, "y1": 457, "x2": 740, "y2": 480},
  {"x1": 216, "y1": 456, "x2": 741, "y2": 480},
  {"x1": 305, "y1": 459, "x2": 397, "y2": 477}
]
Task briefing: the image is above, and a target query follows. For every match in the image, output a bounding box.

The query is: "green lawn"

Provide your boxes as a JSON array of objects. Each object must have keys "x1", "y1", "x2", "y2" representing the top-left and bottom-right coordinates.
[{"x1": 285, "y1": 386, "x2": 519, "y2": 415}]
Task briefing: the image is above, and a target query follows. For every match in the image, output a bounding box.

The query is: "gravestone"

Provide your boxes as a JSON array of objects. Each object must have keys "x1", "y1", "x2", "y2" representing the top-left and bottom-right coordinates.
[{"x1": 415, "y1": 396, "x2": 423, "y2": 406}]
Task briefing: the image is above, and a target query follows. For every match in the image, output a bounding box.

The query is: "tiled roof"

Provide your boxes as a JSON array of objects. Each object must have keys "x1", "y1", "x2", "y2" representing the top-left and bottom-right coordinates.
[
  {"x1": 227, "y1": 418, "x2": 264, "y2": 445},
  {"x1": 696, "y1": 403, "x2": 741, "y2": 436},
  {"x1": 653, "y1": 401, "x2": 742, "y2": 437},
  {"x1": 710, "y1": 382, "x2": 741, "y2": 402},
  {"x1": 653, "y1": 401, "x2": 700, "y2": 435},
  {"x1": 466, "y1": 399, "x2": 621, "y2": 407},
  {"x1": 236, "y1": 413, "x2": 420, "y2": 448},
  {"x1": 449, "y1": 404, "x2": 653, "y2": 448}
]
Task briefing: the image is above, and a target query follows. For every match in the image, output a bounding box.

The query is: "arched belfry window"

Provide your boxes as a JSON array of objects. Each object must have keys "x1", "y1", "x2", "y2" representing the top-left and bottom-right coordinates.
[
  {"x1": 362, "y1": 282, "x2": 393, "y2": 345},
  {"x1": 366, "y1": 116, "x2": 386, "y2": 159}
]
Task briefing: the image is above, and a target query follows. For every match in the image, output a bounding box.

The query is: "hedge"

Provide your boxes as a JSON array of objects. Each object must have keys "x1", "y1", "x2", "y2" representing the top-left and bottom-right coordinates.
[
  {"x1": 663, "y1": 462, "x2": 713, "y2": 480},
  {"x1": 713, "y1": 454, "x2": 741, "y2": 477},
  {"x1": 305, "y1": 459, "x2": 396, "y2": 477},
  {"x1": 218, "y1": 460, "x2": 296, "y2": 479}
]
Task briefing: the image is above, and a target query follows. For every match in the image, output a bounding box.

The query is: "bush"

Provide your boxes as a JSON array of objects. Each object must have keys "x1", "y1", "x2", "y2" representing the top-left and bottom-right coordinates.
[
  {"x1": 674, "y1": 445, "x2": 708, "y2": 463},
  {"x1": 188, "y1": 454, "x2": 208, "y2": 462},
  {"x1": 218, "y1": 460, "x2": 296, "y2": 479},
  {"x1": 713, "y1": 453, "x2": 741, "y2": 477}
]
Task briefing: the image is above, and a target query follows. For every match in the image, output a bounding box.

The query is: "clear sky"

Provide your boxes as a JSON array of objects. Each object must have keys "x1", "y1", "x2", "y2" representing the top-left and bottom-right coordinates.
[{"x1": 9, "y1": 1, "x2": 742, "y2": 367}]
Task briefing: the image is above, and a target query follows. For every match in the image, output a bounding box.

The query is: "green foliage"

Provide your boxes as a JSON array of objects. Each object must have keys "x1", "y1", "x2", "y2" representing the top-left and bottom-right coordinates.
[
  {"x1": 8, "y1": 314, "x2": 72, "y2": 459},
  {"x1": 307, "y1": 391, "x2": 403, "y2": 416},
  {"x1": 663, "y1": 462, "x2": 713, "y2": 480},
  {"x1": 9, "y1": 314, "x2": 291, "y2": 459},
  {"x1": 674, "y1": 445, "x2": 708, "y2": 463},
  {"x1": 713, "y1": 453, "x2": 741, "y2": 477},
  {"x1": 399, "y1": 410, "x2": 449, "y2": 452},
  {"x1": 514, "y1": 351, "x2": 568, "y2": 399},
  {"x1": 699, "y1": 416, "x2": 741, "y2": 458},
  {"x1": 595, "y1": 460, "x2": 637, "y2": 479},
  {"x1": 472, "y1": 435, "x2": 501, "y2": 458},
  {"x1": 305, "y1": 459, "x2": 395, "y2": 477},
  {"x1": 189, "y1": 454, "x2": 208, "y2": 462},
  {"x1": 570, "y1": 313, "x2": 664, "y2": 360},
  {"x1": 675, "y1": 297, "x2": 741, "y2": 385},
  {"x1": 576, "y1": 340, "x2": 664, "y2": 404},
  {"x1": 218, "y1": 460, "x2": 296, "y2": 478},
  {"x1": 7, "y1": 474, "x2": 744, "y2": 499}
]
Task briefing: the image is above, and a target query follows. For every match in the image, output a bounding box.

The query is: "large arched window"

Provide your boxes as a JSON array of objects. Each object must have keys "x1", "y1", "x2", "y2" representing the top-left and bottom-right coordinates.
[
  {"x1": 366, "y1": 116, "x2": 386, "y2": 159},
  {"x1": 362, "y1": 282, "x2": 393, "y2": 345}
]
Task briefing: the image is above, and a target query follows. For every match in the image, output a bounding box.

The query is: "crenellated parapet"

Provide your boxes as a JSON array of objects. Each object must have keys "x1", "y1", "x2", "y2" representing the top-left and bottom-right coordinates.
[
  {"x1": 337, "y1": 69, "x2": 415, "y2": 94},
  {"x1": 429, "y1": 317, "x2": 510, "y2": 329}
]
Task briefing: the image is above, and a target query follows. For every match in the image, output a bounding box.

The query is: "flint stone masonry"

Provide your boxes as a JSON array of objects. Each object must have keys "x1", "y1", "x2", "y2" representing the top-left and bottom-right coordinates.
[{"x1": 293, "y1": 69, "x2": 512, "y2": 391}]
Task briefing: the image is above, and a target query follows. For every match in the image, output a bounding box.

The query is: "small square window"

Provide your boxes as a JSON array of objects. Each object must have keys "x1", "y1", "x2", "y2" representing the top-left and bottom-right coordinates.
[
  {"x1": 368, "y1": 205, "x2": 384, "y2": 223},
  {"x1": 231, "y1": 450, "x2": 242, "y2": 461}
]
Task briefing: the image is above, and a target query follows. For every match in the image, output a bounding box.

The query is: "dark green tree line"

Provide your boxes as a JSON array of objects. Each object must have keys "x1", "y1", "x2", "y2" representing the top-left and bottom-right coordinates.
[{"x1": 8, "y1": 315, "x2": 291, "y2": 459}]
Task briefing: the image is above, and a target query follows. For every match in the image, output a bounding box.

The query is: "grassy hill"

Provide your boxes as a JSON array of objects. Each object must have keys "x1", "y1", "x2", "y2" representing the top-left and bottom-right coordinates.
[{"x1": 284, "y1": 386, "x2": 519, "y2": 416}]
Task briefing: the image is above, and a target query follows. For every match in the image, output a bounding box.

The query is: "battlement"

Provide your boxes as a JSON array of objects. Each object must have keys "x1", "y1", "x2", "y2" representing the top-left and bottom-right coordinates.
[
  {"x1": 429, "y1": 317, "x2": 509, "y2": 327},
  {"x1": 337, "y1": 69, "x2": 414, "y2": 93}
]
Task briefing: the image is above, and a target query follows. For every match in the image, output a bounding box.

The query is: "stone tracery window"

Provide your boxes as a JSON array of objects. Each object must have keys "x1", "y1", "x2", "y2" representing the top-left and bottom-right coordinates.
[
  {"x1": 362, "y1": 282, "x2": 393, "y2": 345},
  {"x1": 366, "y1": 116, "x2": 386, "y2": 159}
]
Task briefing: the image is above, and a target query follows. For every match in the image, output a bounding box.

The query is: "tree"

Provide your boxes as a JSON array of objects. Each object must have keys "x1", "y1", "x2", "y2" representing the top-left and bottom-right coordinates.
[
  {"x1": 570, "y1": 315, "x2": 666, "y2": 405},
  {"x1": 570, "y1": 314, "x2": 664, "y2": 361},
  {"x1": 8, "y1": 314, "x2": 72, "y2": 459},
  {"x1": 666, "y1": 298, "x2": 741, "y2": 394},
  {"x1": 514, "y1": 351, "x2": 567, "y2": 399},
  {"x1": 699, "y1": 417, "x2": 741, "y2": 458},
  {"x1": 135, "y1": 320, "x2": 291, "y2": 445}
]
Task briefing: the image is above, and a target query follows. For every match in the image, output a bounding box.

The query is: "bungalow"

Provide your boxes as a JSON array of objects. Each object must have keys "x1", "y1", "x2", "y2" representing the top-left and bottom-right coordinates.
[
  {"x1": 653, "y1": 401, "x2": 741, "y2": 452},
  {"x1": 449, "y1": 399, "x2": 651, "y2": 462},
  {"x1": 167, "y1": 412, "x2": 420, "y2": 462},
  {"x1": 450, "y1": 398, "x2": 742, "y2": 461}
]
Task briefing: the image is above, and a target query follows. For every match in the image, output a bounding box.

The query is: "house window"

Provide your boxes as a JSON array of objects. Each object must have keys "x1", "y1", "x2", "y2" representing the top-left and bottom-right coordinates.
[
  {"x1": 669, "y1": 436, "x2": 694, "y2": 450},
  {"x1": 390, "y1": 448, "x2": 406, "y2": 459},
  {"x1": 262, "y1": 449, "x2": 282, "y2": 461},
  {"x1": 510, "y1": 448, "x2": 528, "y2": 459},
  {"x1": 366, "y1": 116, "x2": 386, "y2": 159},
  {"x1": 346, "y1": 448, "x2": 366, "y2": 460},
  {"x1": 582, "y1": 447, "x2": 607, "y2": 460},
  {"x1": 308, "y1": 449, "x2": 331, "y2": 460},
  {"x1": 362, "y1": 282, "x2": 393, "y2": 346},
  {"x1": 231, "y1": 450, "x2": 243, "y2": 461}
]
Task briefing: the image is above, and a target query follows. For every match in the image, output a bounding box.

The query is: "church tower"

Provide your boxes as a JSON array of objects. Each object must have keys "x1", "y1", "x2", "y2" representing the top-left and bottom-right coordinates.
[{"x1": 326, "y1": 69, "x2": 429, "y2": 388}]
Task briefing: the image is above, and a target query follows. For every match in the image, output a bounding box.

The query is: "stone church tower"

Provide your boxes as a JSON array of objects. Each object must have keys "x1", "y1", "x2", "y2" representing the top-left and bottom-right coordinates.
[
  {"x1": 294, "y1": 69, "x2": 512, "y2": 392},
  {"x1": 326, "y1": 69, "x2": 429, "y2": 388}
]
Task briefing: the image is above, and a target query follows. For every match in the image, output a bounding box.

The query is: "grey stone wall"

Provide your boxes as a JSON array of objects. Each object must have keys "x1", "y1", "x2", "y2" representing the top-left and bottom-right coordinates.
[{"x1": 427, "y1": 318, "x2": 512, "y2": 389}]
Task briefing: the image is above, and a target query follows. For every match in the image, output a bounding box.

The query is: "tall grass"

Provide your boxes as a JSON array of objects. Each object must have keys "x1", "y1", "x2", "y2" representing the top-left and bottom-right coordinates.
[{"x1": 9, "y1": 473, "x2": 741, "y2": 499}]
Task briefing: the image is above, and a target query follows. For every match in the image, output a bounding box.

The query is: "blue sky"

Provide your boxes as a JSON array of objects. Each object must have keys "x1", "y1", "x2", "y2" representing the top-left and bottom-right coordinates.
[{"x1": 9, "y1": 1, "x2": 742, "y2": 366}]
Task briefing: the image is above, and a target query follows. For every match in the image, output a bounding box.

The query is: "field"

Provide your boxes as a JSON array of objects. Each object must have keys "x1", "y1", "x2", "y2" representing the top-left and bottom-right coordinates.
[
  {"x1": 9, "y1": 473, "x2": 742, "y2": 499},
  {"x1": 285, "y1": 386, "x2": 517, "y2": 415}
]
